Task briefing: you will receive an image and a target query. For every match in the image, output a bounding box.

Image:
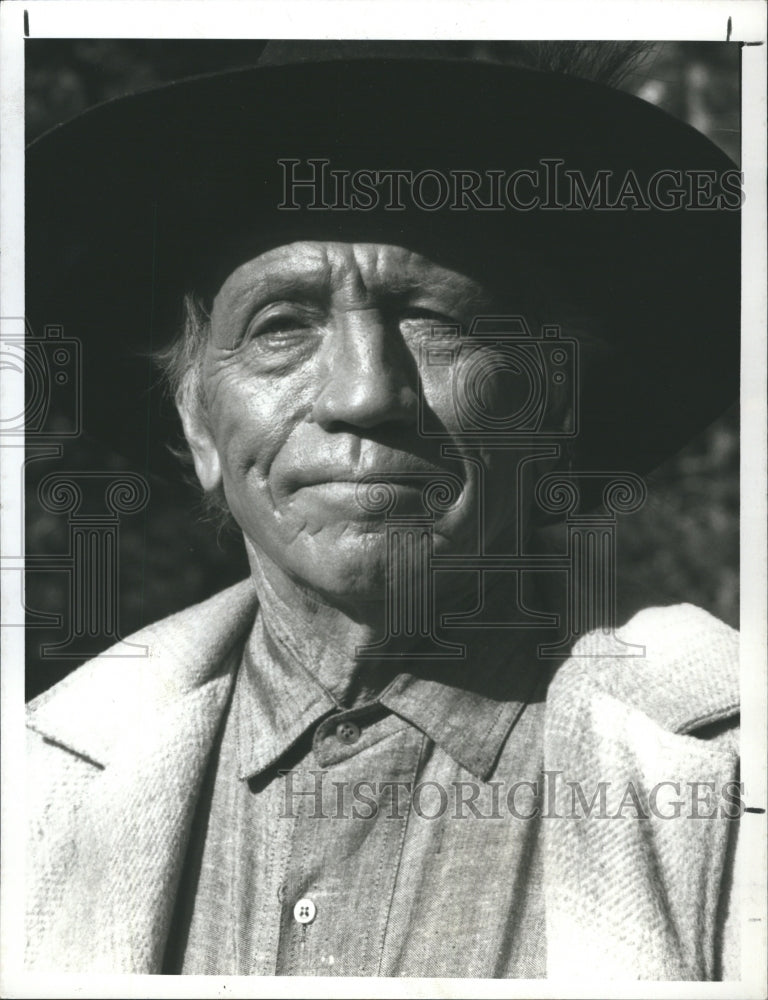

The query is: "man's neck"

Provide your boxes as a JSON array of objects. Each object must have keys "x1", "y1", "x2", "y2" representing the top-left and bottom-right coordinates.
[{"x1": 244, "y1": 541, "x2": 488, "y2": 710}]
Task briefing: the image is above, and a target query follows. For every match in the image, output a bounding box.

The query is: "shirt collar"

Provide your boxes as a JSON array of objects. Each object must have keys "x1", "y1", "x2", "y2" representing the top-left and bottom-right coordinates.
[
  {"x1": 378, "y1": 630, "x2": 547, "y2": 780},
  {"x1": 236, "y1": 600, "x2": 549, "y2": 783},
  {"x1": 235, "y1": 614, "x2": 337, "y2": 780}
]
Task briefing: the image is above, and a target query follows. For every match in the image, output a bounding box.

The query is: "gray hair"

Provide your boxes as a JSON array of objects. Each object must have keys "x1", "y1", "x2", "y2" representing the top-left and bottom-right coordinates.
[{"x1": 154, "y1": 293, "x2": 233, "y2": 527}]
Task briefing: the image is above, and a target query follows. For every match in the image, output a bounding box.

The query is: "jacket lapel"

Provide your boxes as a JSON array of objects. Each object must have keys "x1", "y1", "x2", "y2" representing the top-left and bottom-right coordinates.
[
  {"x1": 25, "y1": 580, "x2": 259, "y2": 972},
  {"x1": 544, "y1": 604, "x2": 740, "y2": 980}
]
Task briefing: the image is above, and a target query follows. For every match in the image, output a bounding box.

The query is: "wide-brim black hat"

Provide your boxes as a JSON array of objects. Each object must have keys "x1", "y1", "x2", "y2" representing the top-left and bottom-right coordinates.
[{"x1": 26, "y1": 42, "x2": 740, "y2": 487}]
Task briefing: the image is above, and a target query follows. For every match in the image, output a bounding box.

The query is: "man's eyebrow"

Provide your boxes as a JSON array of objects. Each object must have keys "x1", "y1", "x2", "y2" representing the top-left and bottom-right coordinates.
[
  {"x1": 234, "y1": 260, "x2": 333, "y2": 304},
  {"x1": 389, "y1": 270, "x2": 496, "y2": 308}
]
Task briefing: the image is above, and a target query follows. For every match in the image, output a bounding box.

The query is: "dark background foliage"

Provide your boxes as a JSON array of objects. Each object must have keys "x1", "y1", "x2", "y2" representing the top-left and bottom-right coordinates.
[{"x1": 24, "y1": 41, "x2": 740, "y2": 699}]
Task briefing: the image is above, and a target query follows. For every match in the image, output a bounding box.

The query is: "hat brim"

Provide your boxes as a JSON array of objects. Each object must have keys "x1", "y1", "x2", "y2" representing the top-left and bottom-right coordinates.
[{"x1": 26, "y1": 56, "x2": 740, "y2": 486}]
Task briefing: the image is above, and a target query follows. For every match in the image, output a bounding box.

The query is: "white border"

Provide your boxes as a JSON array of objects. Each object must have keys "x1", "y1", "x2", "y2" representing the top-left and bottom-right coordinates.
[
  {"x1": 2, "y1": 2, "x2": 766, "y2": 998},
  {"x1": 0, "y1": 2, "x2": 28, "y2": 998},
  {"x1": 738, "y1": 34, "x2": 768, "y2": 1000},
  {"x1": 12, "y1": 0, "x2": 768, "y2": 42}
]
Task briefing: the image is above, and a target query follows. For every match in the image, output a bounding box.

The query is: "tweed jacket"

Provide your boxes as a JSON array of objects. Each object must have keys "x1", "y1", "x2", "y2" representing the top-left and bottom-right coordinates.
[{"x1": 25, "y1": 579, "x2": 741, "y2": 979}]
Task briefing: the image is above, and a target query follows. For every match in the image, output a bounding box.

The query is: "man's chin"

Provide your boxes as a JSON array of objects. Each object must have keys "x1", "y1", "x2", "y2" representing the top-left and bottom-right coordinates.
[
  {"x1": 245, "y1": 515, "x2": 480, "y2": 611},
  {"x1": 298, "y1": 531, "x2": 392, "y2": 599},
  {"x1": 286, "y1": 531, "x2": 451, "y2": 610}
]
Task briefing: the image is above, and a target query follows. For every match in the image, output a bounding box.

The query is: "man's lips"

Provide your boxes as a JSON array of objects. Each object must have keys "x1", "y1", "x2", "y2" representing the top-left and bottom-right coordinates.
[
  {"x1": 286, "y1": 461, "x2": 455, "y2": 492},
  {"x1": 281, "y1": 459, "x2": 468, "y2": 522}
]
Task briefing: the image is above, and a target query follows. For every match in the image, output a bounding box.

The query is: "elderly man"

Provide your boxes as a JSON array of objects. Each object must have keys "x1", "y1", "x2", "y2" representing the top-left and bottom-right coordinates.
[{"x1": 25, "y1": 42, "x2": 741, "y2": 979}]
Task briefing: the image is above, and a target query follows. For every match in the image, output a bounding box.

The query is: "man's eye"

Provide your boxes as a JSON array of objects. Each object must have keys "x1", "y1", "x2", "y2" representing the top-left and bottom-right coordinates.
[{"x1": 243, "y1": 307, "x2": 317, "y2": 344}]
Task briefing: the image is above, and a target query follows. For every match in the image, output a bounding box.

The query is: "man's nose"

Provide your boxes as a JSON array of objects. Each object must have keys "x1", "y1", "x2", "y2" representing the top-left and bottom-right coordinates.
[{"x1": 310, "y1": 309, "x2": 418, "y2": 430}]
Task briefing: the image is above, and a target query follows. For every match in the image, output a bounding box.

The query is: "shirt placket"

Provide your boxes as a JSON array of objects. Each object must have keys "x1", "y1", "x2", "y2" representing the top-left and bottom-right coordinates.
[{"x1": 273, "y1": 709, "x2": 426, "y2": 976}]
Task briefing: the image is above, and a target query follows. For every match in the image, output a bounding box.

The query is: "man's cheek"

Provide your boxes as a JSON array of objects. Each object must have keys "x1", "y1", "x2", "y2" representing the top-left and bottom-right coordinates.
[
  {"x1": 418, "y1": 366, "x2": 461, "y2": 431},
  {"x1": 210, "y1": 395, "x2": 286, "y2": 471},
  {"x1": 421, "y1": 354, "x2": 516, "y2": 432}
]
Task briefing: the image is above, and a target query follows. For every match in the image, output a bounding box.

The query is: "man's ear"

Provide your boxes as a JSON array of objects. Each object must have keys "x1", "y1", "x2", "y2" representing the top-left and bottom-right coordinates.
[{"x1": 176, "y1": 387, "x2": 222, "y2": 492}]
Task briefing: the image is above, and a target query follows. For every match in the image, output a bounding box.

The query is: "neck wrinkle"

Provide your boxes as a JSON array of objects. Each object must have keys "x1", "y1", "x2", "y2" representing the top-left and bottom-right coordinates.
[
  {"x1": 245, "y1": 548, "x2": 544, "y2": 712},
  {"x1": 246, "y1": 551, "x2": 402, "y2": 709}
]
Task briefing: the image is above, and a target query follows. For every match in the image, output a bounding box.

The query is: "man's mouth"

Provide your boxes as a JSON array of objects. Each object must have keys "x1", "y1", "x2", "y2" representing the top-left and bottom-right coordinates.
[
  {"x1": 286, "y1": 461, "x2": 466, "y2": 520},
  {"x1": 288, "y1": 457, "x2": 455, "y2": 490}
]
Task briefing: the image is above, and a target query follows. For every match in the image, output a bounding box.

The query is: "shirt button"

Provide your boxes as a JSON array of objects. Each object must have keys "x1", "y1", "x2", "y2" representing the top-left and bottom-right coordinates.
[
  {"x1": 293, "y1": 897, "x2": 316, "y2": 924},
  {"x1": 335, "y1": 720, "x2": 361, "y2": 745}
]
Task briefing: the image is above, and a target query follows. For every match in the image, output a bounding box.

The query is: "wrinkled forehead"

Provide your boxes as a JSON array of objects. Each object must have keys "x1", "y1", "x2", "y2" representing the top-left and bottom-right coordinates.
[
  {"x1": 188, "y1": 204, "x2": 546, "y2": 314},
  {"x1": 211, "y1": 241, "x2": 498, "y2": 315}
]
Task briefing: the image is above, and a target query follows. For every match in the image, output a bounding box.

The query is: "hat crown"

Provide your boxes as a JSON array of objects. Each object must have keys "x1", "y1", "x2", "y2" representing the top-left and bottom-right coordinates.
[{"x1": 26, "y1": 43, "x2": 739, "y2": 484}]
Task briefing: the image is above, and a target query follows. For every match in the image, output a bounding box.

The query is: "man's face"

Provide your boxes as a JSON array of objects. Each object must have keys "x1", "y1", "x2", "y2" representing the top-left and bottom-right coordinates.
[{"x1": 182, "y1": 241, "x2": 538, "y2": 606}]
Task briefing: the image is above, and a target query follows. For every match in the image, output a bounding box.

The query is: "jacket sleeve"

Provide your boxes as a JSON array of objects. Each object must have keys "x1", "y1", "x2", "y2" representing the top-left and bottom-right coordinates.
[
  {"x1": 693, "y1": 717, "x2": 741, "y2": 982},
  {"x1": 719, "y1": 801, "x2": 741, "y2": 980},
  {"x1": 25, "y1": 726, "x2": 105, "y2": 970}
]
